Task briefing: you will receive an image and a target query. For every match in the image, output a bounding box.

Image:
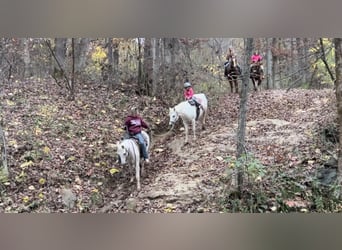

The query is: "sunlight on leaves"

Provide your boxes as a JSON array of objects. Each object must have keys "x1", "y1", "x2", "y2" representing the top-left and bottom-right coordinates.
[
  {"x1": 35, "y1": 127, "x2": 42, "y2": 136},
  {"x1": 6, "y1": 100, "x2": 15, "y2": 106},
  {"x1": 38, "y1": 193, "x2": 44, "y2": 200},
  {"x1": 39, "y1": 178, "x2": 46, "y2": 185},
  {"x1": 216, "y1": 156, "x2": 224, "y2": 161},
  {"x1": 22, "y1": 196, "x2": 30, "y2": 203},
  {"x1": 154, "y1": 148, "x2": 164, "y2": 153},
  {"x1": 20, "y1": 161, "x2": 34, "y2": 169},
  {"x1": 164, "y1": 203, "x2": 176, "y2": 213},
  {"x1": 109, "y1": 168, "x2": 120, "y2": 175},
  {"x1": 43, "y1": 146, "x2": 50, "y2": 154}
]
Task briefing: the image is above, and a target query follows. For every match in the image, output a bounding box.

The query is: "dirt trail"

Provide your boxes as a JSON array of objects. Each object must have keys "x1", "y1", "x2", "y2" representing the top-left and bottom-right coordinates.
[
  {"x1": 108, "y1": 89, "x2": 336, "y2": 213},
  {"x1": 1, "y1": 81, "x2": 336, "y2": 213}
]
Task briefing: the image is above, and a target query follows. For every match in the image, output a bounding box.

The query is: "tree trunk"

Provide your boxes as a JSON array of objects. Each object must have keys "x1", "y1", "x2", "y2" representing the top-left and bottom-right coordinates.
[
  {"x1": 137, "y1": 38, "x2": 143, "y2": 94},
  {"x1": 143, "y1": 38, "x2": 153, "y2": 96},
  {"x1": 236, "y1": 38, "x2": 253, "y2": 192},
  {"x1": 272, "y1": 38, "x2": 280, "y2": 89},
  {"x1": 74, "y1": 38, "x2": 89, "y2": 80},
  {"x1": 266, "y1": 38, "x2": 273, "y2": 89},
  {"x1": 113, "y1": 39, "x2": 120, "y2": 86},
  {"x1": 69, "y1": 38, "x2": 75, "y2": 100},
  {"x1": 334, "y1": 38, "x2": 342, "y2": 187},
  {"x1": 0, "y1": 125, "x2": 9, "y2": 180},
  {"x1": 53, "y1": 38, "x2": 67, "y2": 79},
  {"x1": 21, "y1": 38, "x2": 31, "y2": 78},
  {"x1": 152, "y1": 38, "x2": 160, "y2": 97}
]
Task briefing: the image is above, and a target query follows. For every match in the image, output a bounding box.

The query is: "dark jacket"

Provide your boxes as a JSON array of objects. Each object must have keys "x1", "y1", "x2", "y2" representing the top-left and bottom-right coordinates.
[{"x1": 124, "y1": 115, "x2": 149, "y2": 135}]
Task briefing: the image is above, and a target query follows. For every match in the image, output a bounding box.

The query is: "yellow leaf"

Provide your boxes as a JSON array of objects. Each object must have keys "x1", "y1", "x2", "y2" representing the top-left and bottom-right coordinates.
[
  {"x1": 67, "y1": 156, "x2": 76, "y2": 162},
  {"x1": 92, "y1": 188, "x2": 99, "y2": 193},
  {"x1": 35, "y1": 127, "x2": 42, "y2": 136},
  {"x1": 8, "y1": 140, "x2": 18, "y2": 146},
  {"x1": 43, "y1": 146, "x2": 50, "y2": 154},
  {"x1": 154, "y1": 148, "x2": 164, "y2": 152},
  {"x1": 39, "y1": 178, "x2": 46, "y2": 185},
  {"x1": 216, "y1": 156, "x2": 224, "y2": 161},
  {"x1": 109, "y1": 168, "x2": 120, "y2": 175},
  {"x1": 20, "y1": 161, "x2": 34, "y2": 168},
  {"x1": 95, "y1": 163, "x2": 101, "y2": 167},
  {"x1": 28, "y1": 185, "x2": 35, "y2": 190},
  {"x1": 22, "y1": 196, "x2": 30, "y2": 203},
  {"x1": 38, "y1": 193, "x2": 44, "y2": 199},
  {"x1": 6, "y1": 100, "x2": 15, "y2": 106}
]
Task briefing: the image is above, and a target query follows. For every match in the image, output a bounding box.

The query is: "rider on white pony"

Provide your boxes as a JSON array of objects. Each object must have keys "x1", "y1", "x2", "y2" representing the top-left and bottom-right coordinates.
[
  {"x1": 124, "y1": 107, "x2": 150, "y2": 163},
  {"x1": 183, "y1": 81, "x2": 202, "y2": 121}
]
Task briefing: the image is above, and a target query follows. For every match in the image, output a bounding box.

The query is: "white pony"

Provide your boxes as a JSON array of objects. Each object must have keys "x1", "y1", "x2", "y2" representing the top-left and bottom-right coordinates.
[
  {"x1": 116, "y1": 131, "x2": 150, "y2": 190},
  {"x1": 169, "y1": 93, "x2": 208, "y2": 144}
]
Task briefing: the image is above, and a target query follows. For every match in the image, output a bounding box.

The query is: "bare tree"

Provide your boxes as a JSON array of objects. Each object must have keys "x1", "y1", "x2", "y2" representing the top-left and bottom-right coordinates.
[
  {"x1": 152, "y1": 38, "x2": 160, "y2": 97},
  {"x1": 266, "y1": 38, "x2": 273, "y2": 89},
  {"x1": 0, "y1": 125, "x2": 9, "y2": 180},
  {"x1": 236, "y1": 38, "x2": 253, "y2": 191},
  {"x1": 334, "y1": 38, "x2": 342, "y2": 187},
  {"x1": 143, "y1": 38, "x2": 153, "y2": 96}
]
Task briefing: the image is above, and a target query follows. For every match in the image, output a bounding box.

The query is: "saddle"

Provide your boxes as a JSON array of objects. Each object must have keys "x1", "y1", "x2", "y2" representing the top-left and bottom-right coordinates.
[
  {"x1": 187, "y1": 98, "x2": 201, "y2": 121},
  {"x1": 123, "y1": 132, "x2": 148, "y2": 155}
]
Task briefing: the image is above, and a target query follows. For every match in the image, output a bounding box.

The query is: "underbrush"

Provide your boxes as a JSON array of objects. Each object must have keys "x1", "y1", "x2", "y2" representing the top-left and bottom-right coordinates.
[{"x1": 221, "y1": 153, "x2": 342, "y2": 213}]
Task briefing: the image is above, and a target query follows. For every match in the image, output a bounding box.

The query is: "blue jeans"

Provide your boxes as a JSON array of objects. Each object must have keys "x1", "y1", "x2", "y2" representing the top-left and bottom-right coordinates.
[{"x1": 133, "y1": 132, "x2": 148, "y2": 160}]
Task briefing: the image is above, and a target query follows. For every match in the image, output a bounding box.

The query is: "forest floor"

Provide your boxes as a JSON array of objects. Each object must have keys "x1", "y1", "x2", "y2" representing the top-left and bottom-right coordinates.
[{"x1": 0, "y1": 79, "x2": 339, "y2": 213}]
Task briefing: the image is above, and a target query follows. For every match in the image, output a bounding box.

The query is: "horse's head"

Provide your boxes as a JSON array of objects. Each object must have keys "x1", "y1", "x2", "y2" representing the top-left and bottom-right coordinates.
[
  {"x1": 231, "y1": 56, "x2": 237, "y2": 67},
  {"x1": 169, "y1": 107, "x2": 179, "y2": 127},
  {"x1": 116, "y1": 141, "x2": 128, "y2": 165}
]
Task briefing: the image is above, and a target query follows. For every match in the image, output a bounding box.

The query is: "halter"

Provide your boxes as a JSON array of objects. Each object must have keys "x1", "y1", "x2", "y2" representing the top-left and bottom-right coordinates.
[{"x1": 118, "y1": 138, "x2": 139, "y2": 164}]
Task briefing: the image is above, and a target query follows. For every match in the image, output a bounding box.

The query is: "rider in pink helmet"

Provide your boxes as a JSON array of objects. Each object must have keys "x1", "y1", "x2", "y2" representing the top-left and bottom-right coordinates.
[{"x1": 250, "y1": 51, "x2": 265, "y2": 79}]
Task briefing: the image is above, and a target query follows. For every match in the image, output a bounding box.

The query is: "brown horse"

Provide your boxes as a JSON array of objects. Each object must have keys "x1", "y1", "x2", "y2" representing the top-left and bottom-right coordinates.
[
  {"x1": 224, "y1": 56, "x2": 241, "y2": 94},
  {"x1": 250, "y1": 62, "x2": 263, "y2": 91}
]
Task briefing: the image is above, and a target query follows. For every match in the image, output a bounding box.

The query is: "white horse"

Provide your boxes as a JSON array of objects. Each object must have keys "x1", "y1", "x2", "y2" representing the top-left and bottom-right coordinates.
[
  {"x1": 116, "y1": 131, "x2": 150, "y2": 190},
  {"x1": 169, "y1": 93, "x2": 208, "y2": 144}
]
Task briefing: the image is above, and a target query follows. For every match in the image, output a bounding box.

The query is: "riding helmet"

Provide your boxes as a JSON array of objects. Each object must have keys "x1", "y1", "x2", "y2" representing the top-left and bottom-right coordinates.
[{"x1": 184, "y1": 82, "x2": 192, "y2": 88}]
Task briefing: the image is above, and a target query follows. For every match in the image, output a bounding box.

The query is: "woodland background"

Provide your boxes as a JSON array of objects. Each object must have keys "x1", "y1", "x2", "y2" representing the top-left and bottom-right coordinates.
[{"x1": 0, "y1": 38, "x2": 341, "y2": 213}]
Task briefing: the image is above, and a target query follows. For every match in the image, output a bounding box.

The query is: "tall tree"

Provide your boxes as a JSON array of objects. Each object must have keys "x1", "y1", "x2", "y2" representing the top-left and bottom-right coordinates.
[
  {"x1": 236, "y1": 38, "x2": 253, "y2": 191},
  {"x1": 74, "y1": 38, "x2": 89, "y2": 80},
  {"x1": 143, "y1": 38, "x2": 153, "y2": 96},
  {"x1": 0, "y1": 125, "x2": 8, "y2": 180},
  {"x1": 53, "y1": 38, "x2": 67, "y2": 80},
  {"x1": 152, "y1": 38, "x2": 160, "y2": 97},
  {"x1": 272, "y1": 38, "x2": 280, "y2": 89},
  {"x1": 334, "y1": 38, "x2": 342, "y2": 186},
  {"x1": 266, "y1": 38, "x2": 273, "y2": 89}
]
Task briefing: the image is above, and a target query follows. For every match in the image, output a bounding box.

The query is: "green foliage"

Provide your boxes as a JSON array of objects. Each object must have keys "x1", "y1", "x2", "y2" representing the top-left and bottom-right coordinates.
[
  {"x1": 221, "y1": 155, "x2": 342, "y2": 212},
  {"x1": 225, "y1": 153, "x2": 266, "y2": 183}
]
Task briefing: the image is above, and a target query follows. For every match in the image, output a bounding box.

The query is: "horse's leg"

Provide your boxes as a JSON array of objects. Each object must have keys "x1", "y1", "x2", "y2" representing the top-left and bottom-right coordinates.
[
  {"x1": 135, "y1": 157, "x2": 141, "y2": 190},
  {"x1": 201, "y1": 107, "x2": 207, "y2": 130},
  {"x1": 184, "y1": 121, "x2": 189, "y2": 144},
  {"x1": 229, "y1": 79, "x2": 233, "y2": 93},
  {"x1": 258, "y1": 78, "x2": 262, "y2": 90},
  {"x1": 252, "y1": 78, "x2": 257, "y2": 91},
  {"x1": 140, "y1": 160, "x2": 145, "y2": 178},
  {"x1": 192, "y1": 119, "x2": 196, "y2": 140},
  {"x1": 235, "y1": 79, "x2": 239, "y2": 93}
]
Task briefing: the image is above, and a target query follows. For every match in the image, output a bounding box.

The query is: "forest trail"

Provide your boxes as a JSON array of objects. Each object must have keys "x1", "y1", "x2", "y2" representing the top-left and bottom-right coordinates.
[
  {"x1": 105, "y1": 88, "x2": 336, "y2": 212},
  {"x1": 0, "y1": 81, "x2": 337, "y2": 213}
]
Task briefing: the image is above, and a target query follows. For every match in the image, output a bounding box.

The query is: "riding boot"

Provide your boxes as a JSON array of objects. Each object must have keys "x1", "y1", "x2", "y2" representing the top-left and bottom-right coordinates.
[{"x1": 196, "y1": 106, "x2": 200, "y2": 121}]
